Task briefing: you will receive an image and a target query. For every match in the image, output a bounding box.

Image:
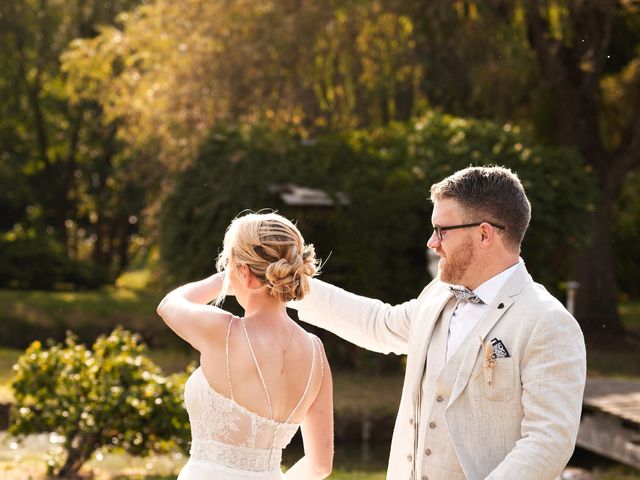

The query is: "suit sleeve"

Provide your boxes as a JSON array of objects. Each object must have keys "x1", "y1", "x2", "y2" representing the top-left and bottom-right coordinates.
[
  {"x1": 485, "y1": 309, "x2": 587, "y2": 479},
  {"x1": 289, "y1": 278, "x2": 424, "y2": 355}
]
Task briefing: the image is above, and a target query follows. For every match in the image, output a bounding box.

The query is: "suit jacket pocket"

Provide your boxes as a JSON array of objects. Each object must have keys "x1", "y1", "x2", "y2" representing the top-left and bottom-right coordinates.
[{"x1": 483, "y1": 357, "x2": 514, "y2": 402}]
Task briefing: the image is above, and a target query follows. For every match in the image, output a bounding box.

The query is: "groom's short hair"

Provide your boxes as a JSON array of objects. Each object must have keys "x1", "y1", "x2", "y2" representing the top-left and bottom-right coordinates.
[{"x1": 430, "y1": 166, "x2": 531, "y2": 250}]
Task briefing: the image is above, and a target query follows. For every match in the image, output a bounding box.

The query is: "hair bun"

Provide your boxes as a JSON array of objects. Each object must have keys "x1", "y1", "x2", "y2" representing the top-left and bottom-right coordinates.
[
  {"x1": 265, "y1": 247, "x2": 318, "y2": 302},
  {"x1": 265, "y1": 257, "x2": 297, "y2": 284},
  {"x1": 301, "y1": 244, "x2": 318, "y2": 277},
  {"x1": 215, "y1": 212, "x2": 320, "y2": 305}
]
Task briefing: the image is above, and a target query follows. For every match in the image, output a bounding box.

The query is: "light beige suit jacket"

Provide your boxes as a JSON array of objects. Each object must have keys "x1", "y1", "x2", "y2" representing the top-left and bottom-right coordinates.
[{"x1": 292, "y1": 262, "x2": 586, "y2": 480}]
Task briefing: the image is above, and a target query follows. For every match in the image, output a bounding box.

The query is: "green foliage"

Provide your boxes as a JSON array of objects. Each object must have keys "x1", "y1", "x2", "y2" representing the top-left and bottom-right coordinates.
[
  {"x1": 10, "y1": 328, "x2": 190, "y2": 478},
  {"x1": 159, "y1": 113, "x2": 596, "y2": 369},
  {"x1": 0, "y1": 230, "x2": 107, "y2": 290},
  {"x1": 614, "y1": 171, "x2": 640, "y2": 298},
  {"x1": 403, "y1": 113, "x2": 597, "y2": 291},
  {"x1": 0, "y1": 0, "x2": 152, "y2": 291},
  {"x1": 158, "y1": 124, "x2": 305, "y2": 283}
]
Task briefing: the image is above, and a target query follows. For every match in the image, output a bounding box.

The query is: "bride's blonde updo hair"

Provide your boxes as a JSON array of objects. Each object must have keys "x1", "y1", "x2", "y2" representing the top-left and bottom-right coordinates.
[{"x1": 215, "y1": 212, "x2": 319, "y2": 304}]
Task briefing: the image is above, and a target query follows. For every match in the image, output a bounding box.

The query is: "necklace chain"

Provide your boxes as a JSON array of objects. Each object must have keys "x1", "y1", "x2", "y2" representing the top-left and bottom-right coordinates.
[{"x1": 265, "y1": 320, "x2": 296, "y2": 375}]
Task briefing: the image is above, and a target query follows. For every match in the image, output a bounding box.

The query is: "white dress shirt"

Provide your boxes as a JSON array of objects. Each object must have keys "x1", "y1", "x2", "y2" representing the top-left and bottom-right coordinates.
[{"x1": 446, "y1": 261, "x2": 521, "y2": 362}]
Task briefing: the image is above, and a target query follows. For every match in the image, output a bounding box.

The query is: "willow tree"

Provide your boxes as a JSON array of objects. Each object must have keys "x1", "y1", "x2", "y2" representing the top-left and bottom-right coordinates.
[{"x1": 63, "y1": 0, "x2": 424, "y2": 172}]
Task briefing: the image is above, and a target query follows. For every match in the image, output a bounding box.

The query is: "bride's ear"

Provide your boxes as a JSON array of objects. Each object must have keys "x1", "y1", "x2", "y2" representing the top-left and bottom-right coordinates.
[{"x1": 240, "y1": 264, "x2": 263, "y2": 289}]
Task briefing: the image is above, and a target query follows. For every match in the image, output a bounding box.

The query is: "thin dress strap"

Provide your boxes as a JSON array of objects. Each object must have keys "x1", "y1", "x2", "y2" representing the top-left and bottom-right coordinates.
[
  {"x1": 268, "y1": 334, "x2": 322, "y2": 469},
  {"x1": 240, "y1": 318, "x2": 274, "y2": 420},
  {"x1": 283, "y1": 334, "x2": 321, "y2": 424},
  {"x1": 225, "y1": 315, "x2": 236, "y2": 401}
]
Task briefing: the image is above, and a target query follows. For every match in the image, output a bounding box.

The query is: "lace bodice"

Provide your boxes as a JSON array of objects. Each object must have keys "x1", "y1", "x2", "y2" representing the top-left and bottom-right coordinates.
[{"x1": 183, "y1": 317, "x2": 321, "y2": 473}]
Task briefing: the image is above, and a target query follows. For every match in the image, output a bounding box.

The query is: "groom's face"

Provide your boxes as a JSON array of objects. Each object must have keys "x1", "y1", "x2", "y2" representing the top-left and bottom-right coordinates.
[{"x1": 427, "y1": 198, "x2": 477, "y2": 286}]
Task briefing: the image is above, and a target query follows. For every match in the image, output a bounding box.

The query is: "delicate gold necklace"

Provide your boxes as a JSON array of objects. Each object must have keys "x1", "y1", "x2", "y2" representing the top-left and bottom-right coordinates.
[{"x1": 265, "y1": 320, "x2": 296, "y2": 375}]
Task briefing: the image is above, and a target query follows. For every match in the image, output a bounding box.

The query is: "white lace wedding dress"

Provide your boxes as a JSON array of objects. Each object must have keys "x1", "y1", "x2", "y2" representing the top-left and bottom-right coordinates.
[{"x1": 178, "y1": 317, "x2": 321, "y2": 479}]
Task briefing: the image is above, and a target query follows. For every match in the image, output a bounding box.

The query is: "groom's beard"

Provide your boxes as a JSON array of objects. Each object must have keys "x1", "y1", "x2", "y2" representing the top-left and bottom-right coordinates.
[{"x1": 438, "y1": 236, "x2": 475, "y2": 285}]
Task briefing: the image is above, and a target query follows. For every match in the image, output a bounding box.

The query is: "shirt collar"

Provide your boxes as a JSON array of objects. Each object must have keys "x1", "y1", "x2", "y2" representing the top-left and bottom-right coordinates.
[{"x1": 473, "y1": 259, "x2": 522, "y2": 306}]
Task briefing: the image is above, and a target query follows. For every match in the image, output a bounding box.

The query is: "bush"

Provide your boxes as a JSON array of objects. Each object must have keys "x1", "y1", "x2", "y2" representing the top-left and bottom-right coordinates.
[
  {"x1": 158, "y1": 124, "x2": 306, "y2": 284},
  {"x1": 10, "y1": 327, "x2": 190, "y2": 478},
  {"x1": 0, "y1": 230, "x2": 108, "y2": 290},
  {"x1": 390, "y1": 113, "x2": 597, "y2": 292}
]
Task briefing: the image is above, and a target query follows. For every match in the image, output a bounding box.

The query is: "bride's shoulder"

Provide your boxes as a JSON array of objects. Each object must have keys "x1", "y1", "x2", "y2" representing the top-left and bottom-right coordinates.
[{"x1": 298, "y1": 329, "x2": 323, "y2": 346}]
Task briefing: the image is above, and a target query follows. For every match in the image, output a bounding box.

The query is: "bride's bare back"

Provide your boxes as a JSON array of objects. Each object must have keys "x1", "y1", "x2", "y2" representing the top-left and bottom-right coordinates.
[{"x1": 200, "y1": 316, "x2": 324, "y2": 424}]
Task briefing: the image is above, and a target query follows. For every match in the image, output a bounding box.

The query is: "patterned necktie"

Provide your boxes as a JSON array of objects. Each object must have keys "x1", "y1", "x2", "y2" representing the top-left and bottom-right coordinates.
[{"x1": 449, "y1": 285, "x2": 485, "y2": 305}]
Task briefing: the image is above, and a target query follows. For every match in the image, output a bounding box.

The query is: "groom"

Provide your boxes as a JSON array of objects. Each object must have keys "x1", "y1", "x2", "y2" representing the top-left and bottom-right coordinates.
[{"x1": 291, "y1": 166, "x2": 586, "y2": 479}]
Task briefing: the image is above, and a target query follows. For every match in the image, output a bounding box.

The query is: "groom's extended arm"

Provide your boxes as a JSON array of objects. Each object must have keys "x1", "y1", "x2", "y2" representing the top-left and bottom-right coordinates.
[
  {"x1": 486, "y1": 309, "x2": 586, "y2": 479},
  {"x1": 290, "y1": 278, "x2": 426, "y2": 356}
]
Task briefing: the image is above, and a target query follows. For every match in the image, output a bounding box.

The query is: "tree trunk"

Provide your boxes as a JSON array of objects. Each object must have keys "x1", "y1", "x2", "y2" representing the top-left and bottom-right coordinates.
[
  {"x1": 573, "y1": 183, "x2": 623, "y2": 345},
  {"x1": 91, "y1": 124, "x2": 117, "y2": 271},
  {"x1": 115, "y1": 215, "x2": 130, "y2": 278},
  {"x1": 56, "y1": 447, "x2": 89, "y2": 479},
  {"x1": 520, "y1": 0, "x2": 629, "y2": 340}
]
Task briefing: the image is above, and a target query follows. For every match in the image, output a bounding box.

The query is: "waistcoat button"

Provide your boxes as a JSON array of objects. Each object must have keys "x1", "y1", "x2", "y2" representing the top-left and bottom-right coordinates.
[
  {"x1": 425, "y1": 448, "x2": 432, "y2": 455},
  {"x1": 429, "y1": 421, "x2": 437, "y2": 429}
]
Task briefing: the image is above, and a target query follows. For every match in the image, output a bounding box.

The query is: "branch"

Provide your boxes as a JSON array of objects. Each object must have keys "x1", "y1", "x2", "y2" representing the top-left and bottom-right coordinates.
[
  {"x1": 523, "y1": 0, "x2": 554, "y2": 72},
  {"x1": 523, "y1": 1, "x2": 574, "y2": 92}
]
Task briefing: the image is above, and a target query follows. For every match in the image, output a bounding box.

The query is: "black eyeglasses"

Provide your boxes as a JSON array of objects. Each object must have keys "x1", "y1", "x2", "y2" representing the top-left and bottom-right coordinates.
[{"x1": 432, "y1": 222, "x2": 506, "y2": 241}]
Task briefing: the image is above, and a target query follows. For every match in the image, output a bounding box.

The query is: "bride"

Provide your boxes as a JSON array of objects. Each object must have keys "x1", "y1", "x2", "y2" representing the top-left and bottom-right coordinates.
[{"x1": 157, "y1": 212, "x2": 333, "y2": 479}]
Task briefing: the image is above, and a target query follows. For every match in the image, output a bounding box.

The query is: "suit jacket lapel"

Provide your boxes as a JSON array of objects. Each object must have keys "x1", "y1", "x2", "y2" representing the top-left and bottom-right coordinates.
[
  {"x1": 407, "y1": 286, "x2": 454, "y2": 405},
  {"x1": 446, "y1": 264, "x2": 530, "y2": 405}
]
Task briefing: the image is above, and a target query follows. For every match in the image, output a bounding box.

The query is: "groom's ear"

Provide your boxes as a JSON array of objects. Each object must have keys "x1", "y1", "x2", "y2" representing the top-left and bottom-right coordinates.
[
  {"x1": 479, "y1": 223, "x2": 494, "y2": 244},
  {"x1": 478, "y1": 222, "x2": 496, "y2": 247}
]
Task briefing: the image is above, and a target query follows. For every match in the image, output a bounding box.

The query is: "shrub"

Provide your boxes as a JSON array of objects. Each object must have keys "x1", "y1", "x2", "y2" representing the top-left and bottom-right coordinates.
[
  {"x1": 0, "y1": 230, "x2": 108, "y2": 290},
  {"x1": 379, "y1": 113, "x2": 597, "y2": 293},
  {"x1": 10, "y1": 327, "x2": 190, "y2": 478}
]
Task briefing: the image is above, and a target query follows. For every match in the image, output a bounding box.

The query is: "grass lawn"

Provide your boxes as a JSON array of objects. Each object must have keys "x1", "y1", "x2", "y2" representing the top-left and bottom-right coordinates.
[
  {"x1": 0, "y1": 286, "x2": 161, "y2": 321},
  {"x1": 0, "y1": 287, "x2": 188, "y2": 352}
]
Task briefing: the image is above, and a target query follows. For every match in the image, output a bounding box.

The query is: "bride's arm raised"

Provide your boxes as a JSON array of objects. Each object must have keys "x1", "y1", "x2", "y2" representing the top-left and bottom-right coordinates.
[
  {"x1": 156, "y1": 273, "x2": 233, "y2": 351},
  {"x1": 285, "y1": 342, "x2": 334, "y2": 479}
]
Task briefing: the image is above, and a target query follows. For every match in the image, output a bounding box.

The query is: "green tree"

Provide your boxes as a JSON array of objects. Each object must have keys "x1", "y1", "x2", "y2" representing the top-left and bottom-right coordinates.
[
  {"x1": 10, "y1": 327, "x2": 190, "y2": 478},
  {"x1": 403, "y1": 1, "x2": 640, "y2": 340},
  {"x1": 0, "y1": 0, "x2": 148, "y2": 286}
]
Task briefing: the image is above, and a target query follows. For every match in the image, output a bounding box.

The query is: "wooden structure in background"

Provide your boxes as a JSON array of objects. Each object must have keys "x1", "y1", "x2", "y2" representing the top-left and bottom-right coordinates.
[{"x1": 577, "y1": 378, "x2": 640, "y2": 469}]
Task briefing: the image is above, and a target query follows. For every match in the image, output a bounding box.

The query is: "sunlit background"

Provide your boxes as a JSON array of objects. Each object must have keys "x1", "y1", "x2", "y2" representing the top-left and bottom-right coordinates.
[{"x1": 1, "y1": 0, "x2": 639, "y2": 478}]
